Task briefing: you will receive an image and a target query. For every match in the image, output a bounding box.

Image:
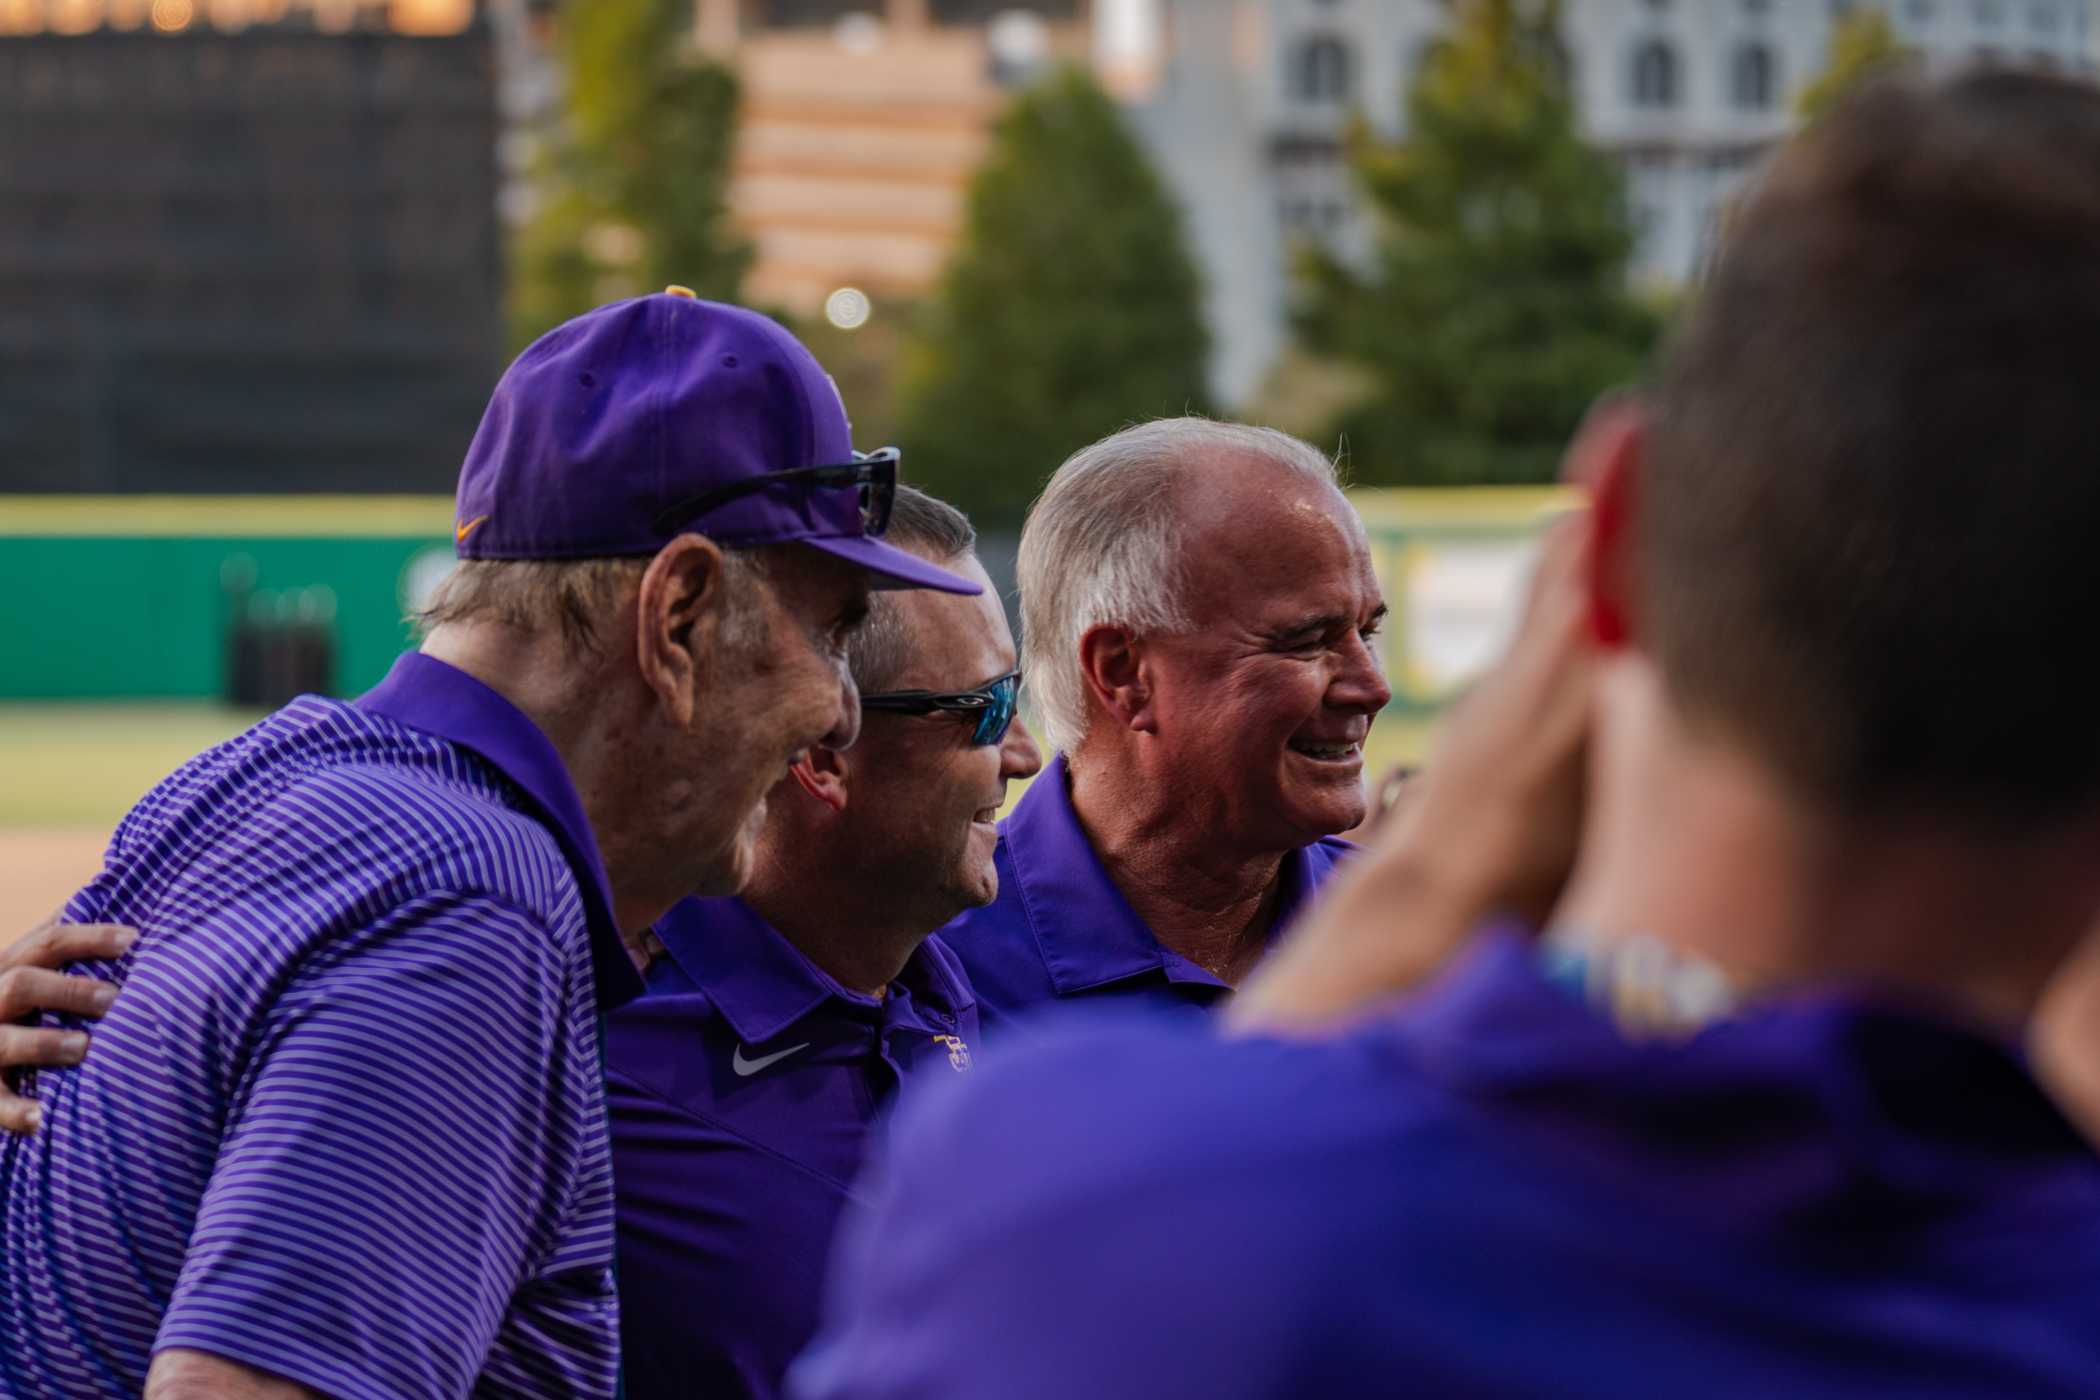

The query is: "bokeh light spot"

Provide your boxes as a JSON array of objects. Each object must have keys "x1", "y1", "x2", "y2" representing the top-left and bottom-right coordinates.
[{"x1": 825, "y1": 287, "x2": 872, "y2": 331}]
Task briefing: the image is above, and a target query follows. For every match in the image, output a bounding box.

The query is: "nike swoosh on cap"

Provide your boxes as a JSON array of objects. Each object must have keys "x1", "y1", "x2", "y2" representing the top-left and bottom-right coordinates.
[
  {"x1": 455, "y1": 515, "x2": 489, "y2": 545},
  {"x1": 732, "y1": 1042, "x2": 810, "y2": 1077}
]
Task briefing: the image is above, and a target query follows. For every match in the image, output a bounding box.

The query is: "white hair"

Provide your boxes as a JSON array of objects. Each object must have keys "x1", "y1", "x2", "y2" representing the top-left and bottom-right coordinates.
[
  {"x1": 417, "y1": 547, "x2": 772, "y2": 658},
  {"x1": 1018, "y1": 417, "x2": 1342, "y2": 755}
]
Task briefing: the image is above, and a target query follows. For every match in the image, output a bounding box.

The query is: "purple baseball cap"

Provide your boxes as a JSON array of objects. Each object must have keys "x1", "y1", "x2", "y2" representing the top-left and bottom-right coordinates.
[{"x1": 452, "y1": 290, "x2": 978, "y2": 595}]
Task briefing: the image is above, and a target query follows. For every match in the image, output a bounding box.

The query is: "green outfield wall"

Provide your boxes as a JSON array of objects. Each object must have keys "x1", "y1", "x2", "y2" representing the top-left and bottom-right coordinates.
[
  {"x1": 0, "y1": 488, "x2": 1577, "y2": 704},
  {"x1": 0, "y1": 497, "x2": 455, "y2": 701}
]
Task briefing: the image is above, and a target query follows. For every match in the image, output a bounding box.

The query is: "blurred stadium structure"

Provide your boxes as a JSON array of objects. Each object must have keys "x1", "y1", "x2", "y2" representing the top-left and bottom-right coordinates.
[
  {"x1": 6, "y1": 0, "x2": 2092, "y2": 430},
  {"x1": 0, "y1": 0, "x2": 499, "y2": 492}
]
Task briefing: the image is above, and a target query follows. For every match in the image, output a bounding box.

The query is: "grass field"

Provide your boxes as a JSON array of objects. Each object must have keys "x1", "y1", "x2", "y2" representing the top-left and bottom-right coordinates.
[
  {"x1": 0, "y1": 705, "x2": 265, "y2": 930},
  {"x1": 0, "y1": 705, "x2": 265, "y2": 829},
  {"x1": 0, "y1": 702, "x2": 1440, "y2": 933}
]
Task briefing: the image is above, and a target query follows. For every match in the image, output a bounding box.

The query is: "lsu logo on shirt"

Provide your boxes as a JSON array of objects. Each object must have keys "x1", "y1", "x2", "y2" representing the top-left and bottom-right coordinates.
[{"x1": 932, "y1": 1034, "x2": 972, "y2": 1073}]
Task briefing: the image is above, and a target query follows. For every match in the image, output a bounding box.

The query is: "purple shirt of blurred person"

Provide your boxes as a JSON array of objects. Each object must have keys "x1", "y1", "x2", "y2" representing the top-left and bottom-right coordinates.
[
  {"x1": 940, "y1": 754, "x2": 1353, "y2": 1038},
  {"x1": 792, "y1": 927, "x2": 2100, "y2": 1400},
  {"x1": 605, "y1": 893, "x2": 978, "y2": 1400}
]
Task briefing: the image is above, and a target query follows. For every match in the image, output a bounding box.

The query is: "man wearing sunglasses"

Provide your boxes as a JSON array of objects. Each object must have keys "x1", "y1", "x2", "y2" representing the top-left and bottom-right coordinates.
[{"x1": 602, "y1": 485, "x2": 1041, "y2": 1400}]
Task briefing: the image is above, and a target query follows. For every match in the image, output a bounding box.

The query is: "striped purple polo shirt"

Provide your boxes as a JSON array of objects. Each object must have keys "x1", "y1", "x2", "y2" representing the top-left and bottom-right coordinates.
[{"x1": 0, "y1": 653, "x2": 645, "y2": 1399}]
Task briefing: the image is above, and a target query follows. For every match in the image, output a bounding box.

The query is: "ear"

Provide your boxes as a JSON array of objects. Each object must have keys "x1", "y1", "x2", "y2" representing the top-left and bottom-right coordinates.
[
  {"x1": 789, "y1": 747, "x2": 849, "y2": 815},
  {"x1": 1561, "y1": 395, "x2": 1644, "y2": 652},
  {"x1": 634, "y1": 534, "x2": 736, "y2": 727},
  {"x1": 1076, "y1": 623, "x2": 1158, "y2": 734}
]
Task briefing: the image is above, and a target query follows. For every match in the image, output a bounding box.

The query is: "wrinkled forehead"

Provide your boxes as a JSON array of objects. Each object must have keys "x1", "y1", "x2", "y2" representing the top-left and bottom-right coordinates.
[{"x1": 1175, "y1": 462, "x2": 1376, "y2": 620}]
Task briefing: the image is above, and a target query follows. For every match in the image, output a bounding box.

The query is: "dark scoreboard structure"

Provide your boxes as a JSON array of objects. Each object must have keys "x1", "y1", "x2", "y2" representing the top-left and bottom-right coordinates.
[{"x1": 0, "y1": 23, "x2": 501, "y2": 493}]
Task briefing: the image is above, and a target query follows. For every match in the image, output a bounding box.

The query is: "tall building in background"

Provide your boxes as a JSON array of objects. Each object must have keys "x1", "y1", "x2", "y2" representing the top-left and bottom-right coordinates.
[
  {"x1": 691, "y1": 0, "x2": 1089, "y2": 318},
  {"x1": 1118, "y1": 0, "x2": 2094, "y2": 404},
  {"x1": 0, "y1": 0, "x2": 498, "y2": 493}
]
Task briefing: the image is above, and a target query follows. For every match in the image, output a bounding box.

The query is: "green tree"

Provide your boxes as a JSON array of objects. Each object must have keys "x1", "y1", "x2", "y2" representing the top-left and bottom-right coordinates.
[
  {"x1": 1295, "y1": 0, "x2": 1658, "y2": 485},
  {"x1": 896, "y1": 67, "x2": 1211, "y2": 526},
  {"x1": 1794, "y1": 8, "x2": 1911, "y2": 122},
  {"x1": 511, "y1": 0, "x2": 752, "y2": 347}
]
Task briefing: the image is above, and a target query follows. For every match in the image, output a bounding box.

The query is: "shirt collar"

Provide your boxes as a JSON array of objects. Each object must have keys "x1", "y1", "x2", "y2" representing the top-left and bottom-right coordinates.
[
  {"x1": 1002, "y1": 754, "x2": 1345, "y2": 996},
  {"x1": 1380, "y1": 929, "x2": 2092, "y2": 1203},
  {"x1": 356, "y1": 651, "x2": 645, "y2": 1010},
  {"x1": 654, "y1": 894, "x2": 974, "y2": 1047}
]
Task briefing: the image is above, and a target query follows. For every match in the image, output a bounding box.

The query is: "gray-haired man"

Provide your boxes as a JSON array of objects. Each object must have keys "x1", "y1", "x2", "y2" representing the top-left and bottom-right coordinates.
[{"x1": 940, "y1": 417, "x2": 1392, "y2": 1036}]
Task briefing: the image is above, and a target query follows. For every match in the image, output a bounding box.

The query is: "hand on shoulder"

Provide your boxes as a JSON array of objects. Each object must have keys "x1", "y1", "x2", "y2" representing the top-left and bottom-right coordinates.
[{"x1": 1, "y1": 909, "x2": 134, "y2": 1134}]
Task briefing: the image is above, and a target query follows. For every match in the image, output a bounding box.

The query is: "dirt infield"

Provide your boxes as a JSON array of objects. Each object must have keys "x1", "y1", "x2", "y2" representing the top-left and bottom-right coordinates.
[
  {"x1": 0, "y1": 703, "x2": 254, "y2": 936},
  {"x1": 0, "y1": 829, "x2": 110, "y2": 932}
]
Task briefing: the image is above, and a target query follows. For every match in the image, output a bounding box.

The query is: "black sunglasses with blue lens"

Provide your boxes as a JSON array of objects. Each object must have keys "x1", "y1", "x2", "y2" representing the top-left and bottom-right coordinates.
[{"x1": 860, "y1": 670, "x2": 1021, "y2": 748}]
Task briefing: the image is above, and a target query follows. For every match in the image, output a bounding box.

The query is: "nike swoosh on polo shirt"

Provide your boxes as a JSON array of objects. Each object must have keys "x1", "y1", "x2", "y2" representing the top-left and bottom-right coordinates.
[{"x1": 732, "y1": 1043, "x2": 810, "y2": 1077}]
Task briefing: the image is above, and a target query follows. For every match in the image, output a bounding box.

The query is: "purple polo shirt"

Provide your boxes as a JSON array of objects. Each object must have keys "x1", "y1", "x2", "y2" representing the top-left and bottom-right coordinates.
[
  {"x1": 939, "y1": 754, "x2": 1353, "y2": 1037},
  {"x1": 0, "y1": 653, "x2": 644, "y2": 1399},
  {"x1": 604, "y1": 894, "x2": 978, "y2": 1400},
  {"x1": 793, "y1": 928, "x2": 2100, "y2": 1399}
]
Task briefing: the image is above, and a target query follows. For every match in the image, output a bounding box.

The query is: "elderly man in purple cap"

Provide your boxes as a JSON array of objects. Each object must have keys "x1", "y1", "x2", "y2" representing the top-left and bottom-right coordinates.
[{"x1": 0, "y1": 290, "x2": 977, "y2": 1400}]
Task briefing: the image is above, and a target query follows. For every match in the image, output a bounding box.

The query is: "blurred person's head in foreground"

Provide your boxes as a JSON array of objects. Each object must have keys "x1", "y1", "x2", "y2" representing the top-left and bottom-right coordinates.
[
  {"x1": 737, "y1": 486, "x2": 1043, "y2": 992},
  {"x1": 422, "y1": 292, "x2": 980, "y2": 942},
  {"x1": 1554, "y1": 67, "x2": 2100, "y2": 1028}
]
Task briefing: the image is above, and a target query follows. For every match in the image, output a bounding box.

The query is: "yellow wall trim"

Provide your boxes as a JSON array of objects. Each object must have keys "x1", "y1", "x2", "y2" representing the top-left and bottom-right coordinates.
[{"x1": 0, "y1": 496, "x2": 455, "y2": 538}]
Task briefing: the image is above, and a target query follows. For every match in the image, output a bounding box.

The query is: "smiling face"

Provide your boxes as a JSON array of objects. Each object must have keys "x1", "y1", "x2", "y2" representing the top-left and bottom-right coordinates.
[
  {"x1": 836, "y1": 556, "x2": 1044, "y2": 930},
  {"x1": 1137, "y1": 457, "x2": 1391, "y2": 851}
]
